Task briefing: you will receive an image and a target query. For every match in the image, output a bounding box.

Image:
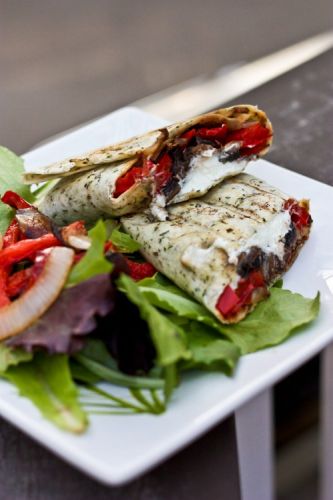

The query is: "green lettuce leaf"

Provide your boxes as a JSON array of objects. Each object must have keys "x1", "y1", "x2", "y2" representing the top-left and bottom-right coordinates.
[
  {"x1": 74, "y1": 339, "x2": 164, "y2": 389},
  {"x1": 32, "y1": 179, "x2": 58, "y2": 202},
  {"x1": 219, "y1": 288, "x2": 320, "y2": 354},
  {"x1": 4, "y1": 353, "x2": 88, "y2": 433},
  {"x1": 138, "y1": 274, "x2": 319, "y2": 357},
  {"x1": 70, "y1": 360, "x2": 102, "y2": 384},
  {"x1": 110, "y1": 228, "x2": 140, "y2": 253},
  {"x1": 0, "y1": 344, "x2": 32, "y2": 372},
  {"x1": 181, "y1": 322, "x2": 241, "y2": 375},
  {"x1": 138, "y1": 274, "x2": 221, "y2": 330},
  {"x1": 273, "y1": 279, "x2": 283, "y2": 289},
  {"x1": 163, "y1": 363, "x2": 177, "y2": 402},
  {"x1": 118, "y1": 274, "x2": 191, "y2": 366},
  {"x1": 0, "y1": 147, "x2": 35, "y2": 234},
  {"x1": 67, "y1": 220, "x2": 112, "y2": 286}
]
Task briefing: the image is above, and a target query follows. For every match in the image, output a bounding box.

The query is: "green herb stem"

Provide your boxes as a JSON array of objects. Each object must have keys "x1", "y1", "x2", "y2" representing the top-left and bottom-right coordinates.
[
  {"x1": 82, "y1": 383, "x2": 147, "y2": 412},
  {"x1": 150, "y1": 389, "x2": 166, "y2": 413},
  {"x1": 74, "y1": 354, "x2": 164, "y2": 390},
  {"x1": 129, "y1": 388, "x2": 163, "y2": 414}
]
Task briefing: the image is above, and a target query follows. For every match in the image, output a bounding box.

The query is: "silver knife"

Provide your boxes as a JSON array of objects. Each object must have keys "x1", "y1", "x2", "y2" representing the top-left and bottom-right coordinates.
[
  {"x1": 34, "y1": 31, "x2": 333, "y2": 147},
  {"x1": 133, "y1": 31, "x2": 333, "y2": 122}
]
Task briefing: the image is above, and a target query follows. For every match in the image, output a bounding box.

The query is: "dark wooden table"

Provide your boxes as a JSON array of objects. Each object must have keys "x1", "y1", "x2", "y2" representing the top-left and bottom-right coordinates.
[
  {"x1": 1, "y1": 0, "x2": 331, "y2": 154},
  {"x1": 231, "y1": 49, "x2": 333, "y2": 186},
  {"x1": 0, "y1": 49, "x2": 332, "y2": 500}
]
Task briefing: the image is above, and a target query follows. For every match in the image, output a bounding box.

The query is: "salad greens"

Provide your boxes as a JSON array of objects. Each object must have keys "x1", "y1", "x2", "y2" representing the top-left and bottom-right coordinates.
[
  {"x1": 7, "y1": 274, "x2": 115, "y2": 354},
  {"x1": 109, "y1": 228, "x2": 141, "y2": 253},
  {"x1": 138, "y1": 273, "x2": 221, "y2": 330},
  {"x1": 219, "y1": 288, "x2": 320, "y2": 354},
  {"x1": 4, "y1": 353, "x2": 87, "y2": 433},
  {"x1": 0, "y1": 146, "x2": 321, "y2": 433},
  {"x1": 0, "y1": 147, "x2": 35, "y2": 234},
  {"x1": 79, "y1": 384, "x2": 165, "y2": 416},
  {"x1": 0, "y1": 344, "x2": 32, "y2": 372},
  {"x1": 118, "y1": 274, "x2": 191, "y2": 366},
  {"x1": 138, "y1": 274, "x2": 320, "y2": 355},
  {"x1": 74, "y1": 339, "x2": 164, "y2": 389},
  {"x1": 66, "y1": 220, "x2": 113, "y2": 286},
  {"x1": 181, "y1": 322, "x2": 240, "y2": 375},
  {"x1": 137, "y1": 274, "x2": 226, "y2": 330}
]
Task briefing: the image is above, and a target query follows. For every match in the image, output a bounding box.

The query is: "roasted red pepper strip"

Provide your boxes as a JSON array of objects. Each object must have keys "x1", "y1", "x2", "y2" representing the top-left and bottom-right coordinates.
[
  {"x1": 216, "y1": 270, "x2": 266, "y2": 318},
  {"x1": 1, "y1": 191, "x2": 32, "y2": 209},
  {"x1": 104, "y1": 241, "x2": 117, "y2": 253},
  {"x1": 3, "y1": 220, "x2": 21, "y2": 248},
  {"x1": 196, "y1": 124, "x2": 228, "y2": 141},
  {"x1": 0, "y1": 234, "x2": 60, "y2": 267},
  {"x1": 226, "y1": 124, "x2": 271, "y2": 155},
  {"x1": 0, "y1": 268, "x2": 10, "y2": 307},
  {"x1": 114, "y1": 123, "x2": 270, "y2": 197},
  {"x1": 216, "y1": 285, "x2": 240, "y2": 317},
  {"x1": 154, "y1": 152, "x2": 172, "y2": 191},
  {"x1": 181, "y1": 129, "x2": 197, "y2": 141},
  {"x1": 125, "y1": 259, "x2": 156, "y2": 281},
  {"x1": 242, "y1": 270, "x2": 265, "y2": 288},
  {"x1": 114, "y1": 160, "x2": 155, "y2": 198},
  {"x1": 115, "y1": 124, "x2": 229, "y2": 197},
  {"x1": 6, "y1": 268, "x2": 33, "y2": 298},
  {"x1": 6, "y1": 253, "x2": 47, "y2": 298},
  {"x1": 114, "y1": 167, "x2": 143, "y2": 198},
  {"x1": 181, "y1": 125, "x2": 228, "y2": 142},
  {"x1": 284, "y1": 199, "x2": 311, "y2": 229},
  {"x1": 73, "y1": 252, "x2": 85, "y2": 264},
  {"x1": 235, "y1": 271, "x2": 265, "y2": 308}
]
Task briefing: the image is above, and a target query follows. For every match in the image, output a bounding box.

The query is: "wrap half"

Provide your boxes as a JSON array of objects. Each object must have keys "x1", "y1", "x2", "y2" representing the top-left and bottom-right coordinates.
[
  {"x1": 122, "y1": 174, "x2": 312, "y2": 324},
  {"x1": 28, "y1": 106, "x2": 273, "y2": 224}
]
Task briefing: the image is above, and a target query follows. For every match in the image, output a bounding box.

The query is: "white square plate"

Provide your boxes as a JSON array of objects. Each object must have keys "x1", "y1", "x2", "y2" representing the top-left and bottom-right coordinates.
[{"x1": 1, "y1": 107, "x2": 333, "y2": 485}]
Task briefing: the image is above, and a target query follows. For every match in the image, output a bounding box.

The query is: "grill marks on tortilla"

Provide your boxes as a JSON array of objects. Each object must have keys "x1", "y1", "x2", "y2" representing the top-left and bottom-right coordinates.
[
  {"x1": 24, "y1": 129, "x2": 166, "y2": 183},
  {"x1": 30, "y1": 106, "x2": 273, "y2": 225},
  {"x1": 38, "y1": 159, "x2": 141, "y2": 224},
  {"x1": 204, "y1": 174, "x2": 286, "y2": 223},
  {"x1": 121, "y1": 174, "x2": 310, "y2": 324},
  {"x1": 24, "y1": 105, "x2": 272, "y2": 186}
]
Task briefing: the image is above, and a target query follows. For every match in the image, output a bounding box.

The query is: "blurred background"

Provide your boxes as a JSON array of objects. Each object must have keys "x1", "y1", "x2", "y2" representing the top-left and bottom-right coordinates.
[
  {"x1": 1, "y1": 2, "x2": 333, "y2": 499},
  {"x1": 0, "y1": 0, "x2": 332, "y2": 153}
]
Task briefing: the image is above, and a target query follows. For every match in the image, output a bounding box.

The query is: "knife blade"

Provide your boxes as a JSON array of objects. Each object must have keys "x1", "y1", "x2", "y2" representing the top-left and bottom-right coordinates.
[
  {"x1": 33, "y1": 31, "x2": 333, "y2": 148},
  {"x1": 133, "y1": 31, "x2": 333, "y2": 122}
]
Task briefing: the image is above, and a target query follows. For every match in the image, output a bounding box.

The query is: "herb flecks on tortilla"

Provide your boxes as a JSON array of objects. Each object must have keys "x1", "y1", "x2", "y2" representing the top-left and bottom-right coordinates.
[
  {"x1": 26, "y1": 106, "x2": 273, "y2": 224},
  {"x1": 0, "y1": 143, "x2": 320, "y2": 434},
  {"x1": 122, "y1": 174, "x2": 312, "y2": 324}
]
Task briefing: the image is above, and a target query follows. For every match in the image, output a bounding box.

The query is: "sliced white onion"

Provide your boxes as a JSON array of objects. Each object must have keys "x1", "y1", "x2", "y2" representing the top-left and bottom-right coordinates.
[
  {"x1": 0, "y1": 246, "x2": 74, "y2": 340},
  {"x1": 67, "y1": 234, "x2": 91, "y2": 250}
]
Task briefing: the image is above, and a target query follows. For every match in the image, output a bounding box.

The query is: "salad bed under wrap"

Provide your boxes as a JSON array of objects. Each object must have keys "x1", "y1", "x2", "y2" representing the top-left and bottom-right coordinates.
[{"x1": 0, "y1": 146, "x2": 320, "y2": 432}]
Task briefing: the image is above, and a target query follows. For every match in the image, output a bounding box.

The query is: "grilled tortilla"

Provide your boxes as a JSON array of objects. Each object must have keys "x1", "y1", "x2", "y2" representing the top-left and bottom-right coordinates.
[
  {"x1": 30, "y1": 105, "x2": 272, "y2": 224},
  {"x1": 121, "y1": 174, "x2": 312, "y2": 324}
]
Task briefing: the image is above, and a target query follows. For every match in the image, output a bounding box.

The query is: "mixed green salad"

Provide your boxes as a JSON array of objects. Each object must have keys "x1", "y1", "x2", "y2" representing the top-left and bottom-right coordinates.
[{"x1": 0, "y1": 146, "x2": 320, "y2": 433}]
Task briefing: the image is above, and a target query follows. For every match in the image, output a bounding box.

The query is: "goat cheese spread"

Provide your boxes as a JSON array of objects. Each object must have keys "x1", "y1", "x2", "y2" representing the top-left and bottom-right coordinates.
[
  {"x1": 182, "y1": 209, "x2": 292, "y2": 269},
  {"x1": 172, "y1": 146, "x2": 248, "y2": 203}
]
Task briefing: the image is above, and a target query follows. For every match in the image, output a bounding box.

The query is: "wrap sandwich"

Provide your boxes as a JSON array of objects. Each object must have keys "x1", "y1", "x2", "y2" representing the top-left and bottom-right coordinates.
[
  {"x1": 121, "y1": 174, "x2": 312, "y2": 323},
  {"x1": 25, "y1": 105, "x2": 273, "y2": 224}
]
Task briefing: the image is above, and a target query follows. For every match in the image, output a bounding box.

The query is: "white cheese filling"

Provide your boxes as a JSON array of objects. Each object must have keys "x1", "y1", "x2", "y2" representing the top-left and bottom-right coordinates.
[
  {"x1": 150, "y1": 193, "x2": 168, "y2": 221},
  {"x1": 172, "y1": 146, "x2": 248, "y2": 203},
  {"x1": 217, "y1": 210, "x2": 292, "y2": 264},
  {"x1": 182, "y1": 210, "x2": 292, "y2": 269}
]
